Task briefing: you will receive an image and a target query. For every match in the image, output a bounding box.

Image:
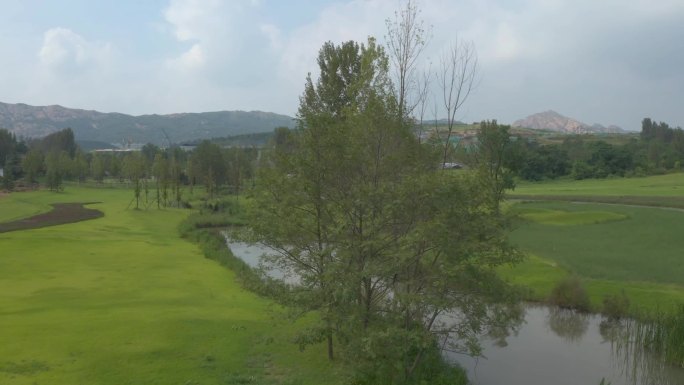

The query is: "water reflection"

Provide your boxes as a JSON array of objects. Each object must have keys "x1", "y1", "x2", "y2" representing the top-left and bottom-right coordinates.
[
  {"x1": 602, "y1": 319, "x2": 680, "y2": 385},
  {"x1": 448, "y1": 306, "x2": 684, "y2": 385},
  {"x1": 546, "y1": 308, "x2": 590, "y2": 343},
  {"x1": 223, "y1": 232, "x2": 299, "y2": 284}
]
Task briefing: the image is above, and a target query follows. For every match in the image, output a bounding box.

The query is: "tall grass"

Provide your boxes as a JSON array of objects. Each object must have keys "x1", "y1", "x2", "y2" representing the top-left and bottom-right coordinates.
[{"x1": 633, "y1": 305, "x2": 684, "y2": 368}]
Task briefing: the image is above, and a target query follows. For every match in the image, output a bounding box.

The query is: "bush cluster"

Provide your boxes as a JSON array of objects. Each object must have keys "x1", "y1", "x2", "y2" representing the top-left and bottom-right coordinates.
[{"x1": 548, "y1": 276, "x2": 590, "y2": 312}]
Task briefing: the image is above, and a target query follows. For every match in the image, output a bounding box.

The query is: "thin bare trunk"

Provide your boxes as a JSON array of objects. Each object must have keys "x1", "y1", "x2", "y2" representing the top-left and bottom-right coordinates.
[{"x1": 438, "y1": 39, "x2": 478, "y2": 168}]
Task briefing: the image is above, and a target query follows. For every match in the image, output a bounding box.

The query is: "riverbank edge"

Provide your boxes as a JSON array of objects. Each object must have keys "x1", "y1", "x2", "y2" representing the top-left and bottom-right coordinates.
[{"x1": 177, "y1": 208, "x2": 471, "y2": 384}]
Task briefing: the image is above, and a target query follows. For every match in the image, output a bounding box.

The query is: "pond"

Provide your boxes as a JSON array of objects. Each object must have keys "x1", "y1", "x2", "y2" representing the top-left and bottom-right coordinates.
[{"x1": 447, "y1": 306, "x2": 684, "y2": 385}]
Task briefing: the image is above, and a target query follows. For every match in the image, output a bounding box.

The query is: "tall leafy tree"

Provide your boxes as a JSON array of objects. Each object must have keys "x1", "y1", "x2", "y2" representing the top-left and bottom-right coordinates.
[
  {"x1": 22, "y1": 149, "x2": 44, "y2": 185},
  {"x1": 45, "y1": 152, "x2": 65, "y2": 191},
  {"x1": 189, "y1": 141, "x2": 226, "y2": 198},
  {"x1": 249, "y1": 37, "x2": 520, "y2": 383},
  {"x1": 0, "y1": 129, "x2": 18, "y2": 167},
  {"x1": 476, "y1": 120, "x2": 515, "y2": 209},
  {"x1": 123, "y1": 152, "x2": 146, "y2": 209},
  {"x1": 36, "y1": 128, "x2": 77, "y2": 157},
  {"x1": 152, "y1": 153, "x2": 169, "y2": 208},
  {"x1": 91, "y1": 154, "x2": 106, "y2": 183}
]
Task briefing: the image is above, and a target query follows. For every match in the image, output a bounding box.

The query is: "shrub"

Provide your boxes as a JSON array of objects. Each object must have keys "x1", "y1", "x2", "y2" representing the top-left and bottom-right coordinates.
[
  {"x1": 548, "y1": 276, "x2": 590, "y2": 312},
  {"x1": 602, "y1": 290, "x2": 630, "y2": 320}
]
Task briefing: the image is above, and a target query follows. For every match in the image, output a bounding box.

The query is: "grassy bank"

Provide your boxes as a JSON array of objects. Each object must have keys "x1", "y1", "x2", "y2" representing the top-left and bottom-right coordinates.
[
  {"x1": 502, "y1": 175, "x2": 684, "y2": 314},
  {"x1": 0, "y1": 187, "x2": 337, "y2": 385}
]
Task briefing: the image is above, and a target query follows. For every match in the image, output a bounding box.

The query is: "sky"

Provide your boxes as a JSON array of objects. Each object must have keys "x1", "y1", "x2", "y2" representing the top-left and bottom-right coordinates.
[{"x1": 0, "y1": 0, "x2": 682, "y2": 131}]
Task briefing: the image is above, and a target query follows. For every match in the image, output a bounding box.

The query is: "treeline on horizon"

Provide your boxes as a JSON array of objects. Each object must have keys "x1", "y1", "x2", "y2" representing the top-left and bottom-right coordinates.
[
  {"x1": 488, "y1": 118, "x2": 684, "y2": 181},
  {"x1": 0, "y1": 127, "x2": 258, "y2": 205},
  {"x1": 1, "y1": 116, "x2": 683, "y2": 194}
]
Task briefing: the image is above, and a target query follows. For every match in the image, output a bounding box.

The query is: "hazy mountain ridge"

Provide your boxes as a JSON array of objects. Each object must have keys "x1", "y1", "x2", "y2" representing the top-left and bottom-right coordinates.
[
  {"x1": 0, "y1": 102, "x2": 295, "y2": 146},
  {"x1": 513, "y1": 110, "x2": 624, "y2": 134}
]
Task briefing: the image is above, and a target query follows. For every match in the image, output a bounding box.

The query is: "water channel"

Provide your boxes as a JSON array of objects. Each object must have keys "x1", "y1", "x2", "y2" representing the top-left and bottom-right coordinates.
[{"x1": 225, "y1": 239, "x2": 684, "y2": 385}]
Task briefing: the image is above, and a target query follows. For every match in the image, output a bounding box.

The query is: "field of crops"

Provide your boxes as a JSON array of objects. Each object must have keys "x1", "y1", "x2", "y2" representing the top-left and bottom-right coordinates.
[{"x1": 503, "y1": 173, "x2": 684, "y2": 313}]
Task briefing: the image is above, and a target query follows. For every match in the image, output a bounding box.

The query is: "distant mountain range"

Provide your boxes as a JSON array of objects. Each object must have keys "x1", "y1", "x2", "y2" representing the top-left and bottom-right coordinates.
[
  {"x1": 0, "y1": 101, "x2": 295, "y2": 146},
  {"x1": 512, "y1": 110, "x2": 624, "y2": 134}
]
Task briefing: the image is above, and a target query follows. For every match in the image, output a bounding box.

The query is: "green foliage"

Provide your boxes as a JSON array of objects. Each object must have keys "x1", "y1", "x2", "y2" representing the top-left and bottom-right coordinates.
[
  {"x1": 571, "y1": 160, "x2": 594, "y2": 180},
  {"x1": 249, "y1": 37, "x2": 520, "y2": 383},
  {"x1": 548, "y1": 276, "x2": 591, "y2": 312},
  {"x1": 33, "y1": 128, "x2": 77, "y2": 157},
  {"x1": 90, "y1": 153, "x2": 105, "y2": 182},
  {"x1": 0, "y1": 128, "x2": 21, "y2": 168},
  {"x1": 189, "y1": 141, "x2": 226, "y2": 198},
  {"x1": 633, "y1": 305, "x2": 684, "y2": 368},
  {"x1": 507, "y1": 117, "x2": 684, "y2": 181},
  {"x1": 476, "y1": 120, "x2": 516, "y2": 206},
  {"x1": 602, "y1": 290, "x2": 630, "y2": 320},
  {"x1": 45, "y1": 152, "x2": 65, "y2": 191},
  {"x1": 508, "y1": 141, "x2": 570, "y2": 181},
  {"x1": 122, "y1": 152, "x2": 146, "y2": 208}
]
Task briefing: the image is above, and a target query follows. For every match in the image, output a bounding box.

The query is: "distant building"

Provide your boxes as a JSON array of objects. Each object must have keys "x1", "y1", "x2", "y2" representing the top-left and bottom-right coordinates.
[
  {"x1": 443, "y1": 162, "x2": 464, "y2": 169},
  {"x1": 92, "y1": 148, "x2": 137, "y2": 153},
  {"x1": 179, "y1": 145, "x2": 197, "y2": 152}
]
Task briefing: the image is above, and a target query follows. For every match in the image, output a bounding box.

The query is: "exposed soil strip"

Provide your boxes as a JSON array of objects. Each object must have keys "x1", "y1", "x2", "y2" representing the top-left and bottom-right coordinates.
[{"x1": 0, "y1": 202, "x2": 103, "y2": 233}]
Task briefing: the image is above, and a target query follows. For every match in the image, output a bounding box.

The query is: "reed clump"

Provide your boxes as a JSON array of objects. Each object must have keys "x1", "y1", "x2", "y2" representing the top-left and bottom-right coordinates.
[{"x1": 632, "y1": 305, "x2": 684, "y2": 368}]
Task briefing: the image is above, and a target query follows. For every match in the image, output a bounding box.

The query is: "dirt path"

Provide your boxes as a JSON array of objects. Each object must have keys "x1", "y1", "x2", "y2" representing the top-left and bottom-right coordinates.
[{"x1": 0, "y1": 202, "x2": 103, "y2": 233}]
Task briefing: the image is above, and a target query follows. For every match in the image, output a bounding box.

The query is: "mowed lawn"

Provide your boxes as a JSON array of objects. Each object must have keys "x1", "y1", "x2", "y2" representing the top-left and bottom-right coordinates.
[
  {"x1": 513, "y1": 172, "x2": 684, "y2": 197},
  {"x1": 0, "y1": 187, "x2": 335, "y2": 385}
]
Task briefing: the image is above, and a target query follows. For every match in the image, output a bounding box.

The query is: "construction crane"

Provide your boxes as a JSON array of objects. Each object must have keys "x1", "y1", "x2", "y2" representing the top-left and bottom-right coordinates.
[{"x1": 160, "y1": 127, "x2": 172, "y2": 149}]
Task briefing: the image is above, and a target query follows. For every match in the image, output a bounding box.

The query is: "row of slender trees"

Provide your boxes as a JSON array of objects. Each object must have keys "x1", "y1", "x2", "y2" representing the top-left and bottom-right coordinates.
[{"x1": 0, "y1": 127, "x2": 259, "y2": 208}]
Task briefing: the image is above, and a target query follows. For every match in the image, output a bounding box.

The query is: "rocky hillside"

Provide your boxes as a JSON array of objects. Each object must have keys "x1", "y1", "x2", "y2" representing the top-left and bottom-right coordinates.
[
  {"x1": 0, "y1": 101, "x2": 295, "y2": 146},
  {"x1": 512, "y1": 110, "x2": 624, "y2": 134}
]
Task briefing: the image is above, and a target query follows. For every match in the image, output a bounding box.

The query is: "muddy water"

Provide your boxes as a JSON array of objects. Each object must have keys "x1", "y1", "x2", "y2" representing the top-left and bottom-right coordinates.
[{"x1": 447, "y1": 306, "x2": 684, "y2": 385}]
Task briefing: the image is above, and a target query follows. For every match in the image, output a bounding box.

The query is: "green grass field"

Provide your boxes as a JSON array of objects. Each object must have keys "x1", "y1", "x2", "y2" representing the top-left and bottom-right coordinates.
[
  {"x1": 0, "y1": 187, "x2": 336, "y2": 385},
  {"x1": 503, "y1": 173, "x2": 684, "y2": 313},
  {"x1": 514, "y1": 172, "x2": 684, "y2": 197}
]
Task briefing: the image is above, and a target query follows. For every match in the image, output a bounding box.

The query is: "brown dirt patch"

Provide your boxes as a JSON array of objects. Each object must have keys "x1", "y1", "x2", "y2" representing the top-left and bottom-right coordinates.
[{"x1": 0, "y1": 202, "x2": 103, "y2": 233}]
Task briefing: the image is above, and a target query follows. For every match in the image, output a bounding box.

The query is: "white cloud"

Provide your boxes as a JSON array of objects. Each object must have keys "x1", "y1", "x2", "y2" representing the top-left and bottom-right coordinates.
[
  {"x1": 163, "y1": 0, "x2": 225, "y2": 42},
  {"x1": 162, "y1": 0, "x2": 264, "y2": 75},
  {"x1": 0, "y1": 0, "x2": 679, "y2": 131},
  {"x1": 274, "y1": 1, "x2": 394, "y2": 94},
  {"x1": 260, "y1": 23, "x2": 282, "y2": 51},
  {"x1": 38, "y1": 27, "x2": 112, "y2": 74},
  {"x1": 167, "y1": 43, "x2": 205, "y2": 71}
]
